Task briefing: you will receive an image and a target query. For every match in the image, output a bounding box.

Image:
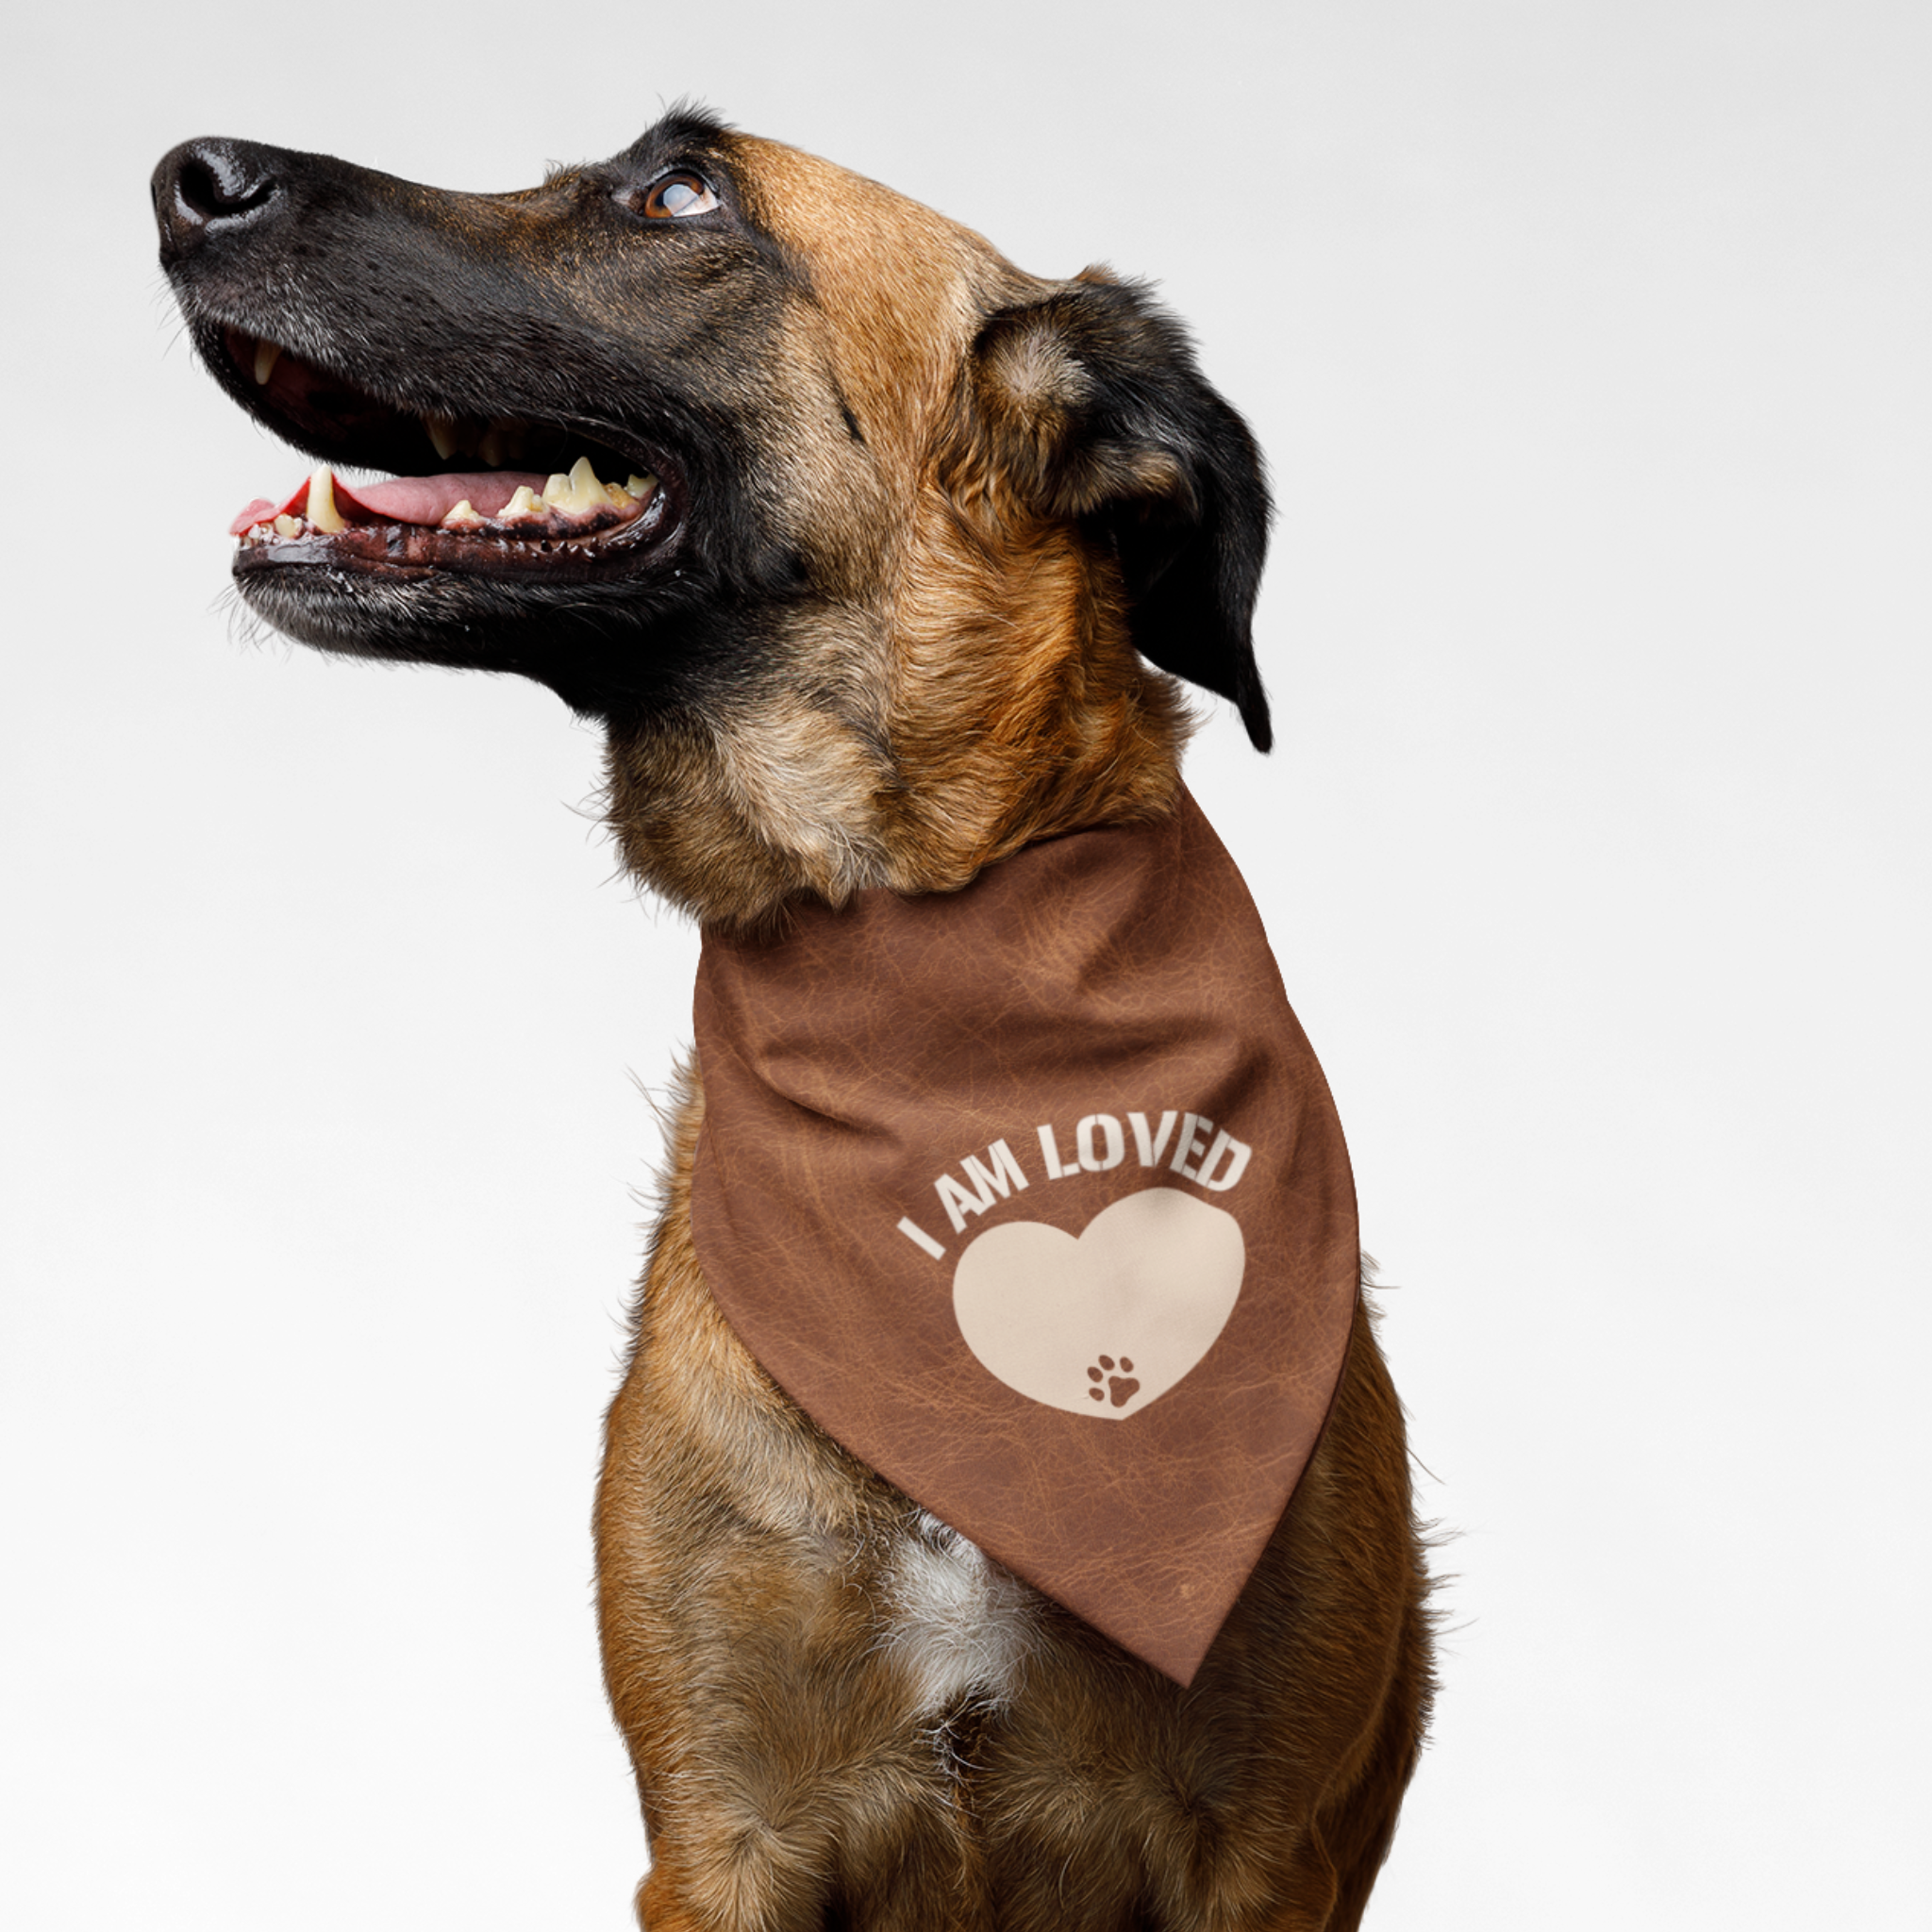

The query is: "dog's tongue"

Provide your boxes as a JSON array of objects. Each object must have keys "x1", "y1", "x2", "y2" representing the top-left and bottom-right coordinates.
[
  {"x1": 347, "y1": 471, "x2": 544, "y2": 524},
  {"x1": 229, "y1": 468, "x2": 545, "y2": 536}
]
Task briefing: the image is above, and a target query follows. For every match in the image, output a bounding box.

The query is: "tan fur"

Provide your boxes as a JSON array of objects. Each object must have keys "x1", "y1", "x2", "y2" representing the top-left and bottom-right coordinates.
[
  {"x1": 594, "y1": 134, "x2": 1431, "y2": 1932},
  {"x1": 603, "y1": 136, "x2": 1190, "y2": 930}
]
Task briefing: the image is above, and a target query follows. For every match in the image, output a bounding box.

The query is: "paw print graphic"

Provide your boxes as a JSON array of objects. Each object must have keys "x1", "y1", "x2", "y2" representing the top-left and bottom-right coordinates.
[{"x1": 1086, "y1": 1355, "x2": 1141, "y2": 1408}]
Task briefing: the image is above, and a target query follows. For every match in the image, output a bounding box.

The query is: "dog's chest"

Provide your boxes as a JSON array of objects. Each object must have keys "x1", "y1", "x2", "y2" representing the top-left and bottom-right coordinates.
[{"x1": 880, "y1": 1512, "x2": 1037, "y2": 1715}]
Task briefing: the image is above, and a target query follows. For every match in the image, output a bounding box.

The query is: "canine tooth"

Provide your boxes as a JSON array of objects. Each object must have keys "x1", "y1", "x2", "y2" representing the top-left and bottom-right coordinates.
[
  {"x1": 503, "y1": 485, "x2": 542, "y2": 519},
  {"x1": 477, "y1": 425, "x2": 507, "y2": 467},
  {"x1": 542, "y1": 472, "x2": 573, "y2": 507},
  {"x1": 274, "y1": 514, "x2": 302, "y2": 538},
  {"x1": 441, "y1": 499, "x2": 482, "y2": 527},
  {"x1": 625, "y1": 473, "x2": 658, "y2": 499},
  {"x1": 307, "y1": 467, "x2": 346, "y2": 534},
  {"x1": 253, "y1": 340, "x2": 282, "y2": 386},
  {"x1": 425, "y1": 414, "x2": 464, "y2": 461}
]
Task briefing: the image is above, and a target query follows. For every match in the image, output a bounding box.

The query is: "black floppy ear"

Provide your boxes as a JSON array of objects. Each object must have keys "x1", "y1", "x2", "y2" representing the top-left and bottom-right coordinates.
[{"x1": 966, "y1": 271, "x2": 1274, "y2": 750}]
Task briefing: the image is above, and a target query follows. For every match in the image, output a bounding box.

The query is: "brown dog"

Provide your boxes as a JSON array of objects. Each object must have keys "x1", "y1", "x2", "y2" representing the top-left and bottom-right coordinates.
[{"x1": 154, "y1": 108, "x2": 1432, "y2": 1931}]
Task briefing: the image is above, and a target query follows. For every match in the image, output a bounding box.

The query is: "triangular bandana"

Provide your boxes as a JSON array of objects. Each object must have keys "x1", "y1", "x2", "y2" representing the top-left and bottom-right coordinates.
[{"x1": 688, "y1": 790, "x2": 1357, "y2": 1684}]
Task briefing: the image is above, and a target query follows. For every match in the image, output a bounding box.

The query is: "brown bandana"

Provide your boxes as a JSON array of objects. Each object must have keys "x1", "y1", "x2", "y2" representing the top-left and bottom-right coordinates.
[{"x1": 689, "y1": 790, "x2": 1357, "y2": 1685}]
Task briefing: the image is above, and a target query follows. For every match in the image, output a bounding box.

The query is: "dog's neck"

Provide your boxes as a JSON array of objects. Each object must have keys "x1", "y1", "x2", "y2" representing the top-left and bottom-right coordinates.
[{"x1": 603, "y1": 525, "x2": 1192, "y2": 931}]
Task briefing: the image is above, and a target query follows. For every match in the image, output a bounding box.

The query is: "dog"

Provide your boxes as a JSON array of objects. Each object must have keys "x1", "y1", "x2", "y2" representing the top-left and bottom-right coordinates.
[{"x1": 153, "y1": 108, "x2": 1433, "y2": 1931}]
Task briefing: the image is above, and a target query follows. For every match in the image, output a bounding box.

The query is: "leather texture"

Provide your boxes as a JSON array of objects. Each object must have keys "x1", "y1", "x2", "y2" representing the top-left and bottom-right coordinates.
[{"x1": 689, "y1": 791, "x2": 1357, "y2": 1684}]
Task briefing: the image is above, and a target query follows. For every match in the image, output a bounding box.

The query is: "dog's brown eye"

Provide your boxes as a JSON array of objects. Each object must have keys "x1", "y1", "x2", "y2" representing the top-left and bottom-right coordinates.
[{"x1": 637, "y1": 173, "x2": 719, "y2": 220}]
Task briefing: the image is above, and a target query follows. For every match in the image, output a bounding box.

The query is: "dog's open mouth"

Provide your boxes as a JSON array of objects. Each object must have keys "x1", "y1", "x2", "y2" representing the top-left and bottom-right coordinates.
[{"x1": 218, "y1": 327, "x2": 677, "y2": 581}]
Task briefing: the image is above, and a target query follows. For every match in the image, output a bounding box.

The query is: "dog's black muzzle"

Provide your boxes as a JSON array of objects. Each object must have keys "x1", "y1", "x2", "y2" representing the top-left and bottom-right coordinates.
[{"x1": 150, "y1": 126, "x2": 804, "y2": 721}]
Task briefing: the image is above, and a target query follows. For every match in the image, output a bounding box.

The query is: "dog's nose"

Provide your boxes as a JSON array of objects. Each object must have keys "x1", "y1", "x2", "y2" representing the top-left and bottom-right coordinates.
[{"x1": 152, "y1": 138, "x2": 284, "y2": 259}]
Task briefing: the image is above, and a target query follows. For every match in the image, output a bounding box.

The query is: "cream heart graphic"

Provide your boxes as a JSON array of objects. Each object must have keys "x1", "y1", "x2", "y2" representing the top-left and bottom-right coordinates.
[{"x1": 951, "y1": 1188, "x2": 1245, "y2": 1420}]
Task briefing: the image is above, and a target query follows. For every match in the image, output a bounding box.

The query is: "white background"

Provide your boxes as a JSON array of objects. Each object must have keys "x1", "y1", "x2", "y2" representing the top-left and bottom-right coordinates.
[{"x1": 3, "y1": 3, "x2": 1926, "y2": 1925}]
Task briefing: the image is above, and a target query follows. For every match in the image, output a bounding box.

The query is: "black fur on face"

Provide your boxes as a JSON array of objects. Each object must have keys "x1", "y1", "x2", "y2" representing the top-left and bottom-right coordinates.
[{"x1": 154, "y1": 110, "x2": 820, "y2": 721}]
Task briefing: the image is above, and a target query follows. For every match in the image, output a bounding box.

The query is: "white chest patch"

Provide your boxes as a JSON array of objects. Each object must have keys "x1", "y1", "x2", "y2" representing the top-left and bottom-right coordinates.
[{"x1": 883, "y1": 1513, "x2": 1036, "y2": 1716}]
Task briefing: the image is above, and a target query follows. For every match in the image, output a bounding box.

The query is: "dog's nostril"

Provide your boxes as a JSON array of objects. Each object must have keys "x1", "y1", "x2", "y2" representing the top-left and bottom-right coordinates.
[
  {"x1": 155, "y1": 139, "x2": 282, "y2": 251},
  {"x1": 179, "y1": 146, "x2": 275, "y2": 220}
]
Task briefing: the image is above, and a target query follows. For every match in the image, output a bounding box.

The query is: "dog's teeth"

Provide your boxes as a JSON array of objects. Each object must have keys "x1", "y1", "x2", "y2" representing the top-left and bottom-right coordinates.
[
  {"x1": 502, "y1": 485, "x2": 543, "y2": 519},
  {"x1": 477, "y1": 425, "x2": 507, "y2": 467},
  {"x1": 307, "y1": 467, "x2": 346, "y2": 534},
  {"x1": 625, "y1": 473, "x2": 658, "y2": 500},
  {"x1": 566, "y1": 456, "x2": 605, "y2": 508},
  {"x1": 425, "y1": 414, "x2": 464, "y2": 461},
  {"x1": 544, "y1": 458, "x2": 606, "y2": 513},
  {"x1": 441, "y1": 499, "x2": 482, "y2": 527},
  {"x1": 253, "y1": 339, "x2": 282, "y2": 386},
  {"x1": 274, "y1": 513, "x2": 302, "y2": 538}
]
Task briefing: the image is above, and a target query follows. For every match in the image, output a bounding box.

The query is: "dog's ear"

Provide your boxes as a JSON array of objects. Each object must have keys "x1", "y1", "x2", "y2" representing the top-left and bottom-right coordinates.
[{"x1": 962, "y1": 271, "x2": 1273, "y2": 751}]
